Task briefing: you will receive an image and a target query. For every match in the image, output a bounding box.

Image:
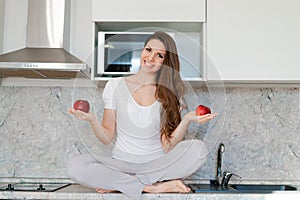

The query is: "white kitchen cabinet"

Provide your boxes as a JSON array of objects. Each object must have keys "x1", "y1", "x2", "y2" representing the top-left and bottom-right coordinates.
[
  {"x1": 206, "y1": 0, "x2": 300, "y2": 82},
  {"x1": 92, "y1": 0, "x2": 206, "y2": 22},
  {"x1": 69, "y1": 0, "x2": 94, "y2": 71},
  {"x1": 92, "y1": 0, "x2": 206, "y2": 81},
  {"x1": 1, "y1": 0, "x2": 27, "y2": 53},
  {"x1": 0, "y1": 0, "x2": 4, "y2": 53}
]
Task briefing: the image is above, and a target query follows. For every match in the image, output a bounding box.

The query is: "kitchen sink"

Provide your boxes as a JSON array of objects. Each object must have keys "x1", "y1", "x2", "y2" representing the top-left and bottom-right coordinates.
[
  {"x1": 189, "y1": 184, "x2": 235, "y2": 193},
  {"x1": 230, "y1": 184, "x2": 297, "y2": 191},
  {"x1": 189, "y1": 183, "x2": 297, "y2": 193}
]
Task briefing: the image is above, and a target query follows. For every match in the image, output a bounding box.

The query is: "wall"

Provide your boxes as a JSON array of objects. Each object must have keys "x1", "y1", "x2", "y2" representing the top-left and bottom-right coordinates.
[
  {"x1": 0, "y1": 84, "x2": 299, "y2": 181},
  {"x1": 192, "y1": 87, "x2": 300, "y2": 181}
]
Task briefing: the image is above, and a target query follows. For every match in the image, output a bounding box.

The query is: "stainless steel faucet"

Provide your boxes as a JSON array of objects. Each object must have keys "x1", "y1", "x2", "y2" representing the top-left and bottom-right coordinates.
[
  {"x1": 215, "y1": 143, "x2": 240, "y2": 188},
  {"x1": 216, "y1": 143, "x2": 225, "y2": 185},
  {"x1": 221, "y1": 171, "x2": 234, "y2": 187}
]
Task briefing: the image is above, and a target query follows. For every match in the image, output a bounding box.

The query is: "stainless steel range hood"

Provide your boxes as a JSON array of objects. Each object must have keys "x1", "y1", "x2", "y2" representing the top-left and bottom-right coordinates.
[{"x1": 0, "y1": 0, "x2": 88, "y2": 79}]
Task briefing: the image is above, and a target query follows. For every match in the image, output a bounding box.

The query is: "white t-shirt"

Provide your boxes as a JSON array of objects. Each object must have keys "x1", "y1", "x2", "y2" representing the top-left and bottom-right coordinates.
[{"x1": 102, "y1": 77, "x2": 165, "y2": 163}]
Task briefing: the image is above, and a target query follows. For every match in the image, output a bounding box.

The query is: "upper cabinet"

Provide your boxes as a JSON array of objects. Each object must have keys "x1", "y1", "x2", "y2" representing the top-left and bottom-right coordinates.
[
  {"x1": 92, "y1": 0, "x2": 206, "y2": 22},
  {"x1": 91, "y1": 0, "x2": 206, "y2": 81},
  {"x1": 69, "y1": 0, "x2": 94, "y2": 68},
  {"x1": 0, "y1": 0, "x2": 4, "y2": 53},
  {"x1": 206, "y1": 0, "x2": 300, "y2": 82},
  {"x1": 91, "y1": 1, "x2": 207, "y2": 81},
  {"x1": 1, "y1": 0, "x2": 27, "y2": 53}
]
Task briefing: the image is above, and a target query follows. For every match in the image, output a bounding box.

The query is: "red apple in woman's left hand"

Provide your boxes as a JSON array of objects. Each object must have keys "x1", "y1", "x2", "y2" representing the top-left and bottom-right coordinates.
[
  {"x1": 196, "y1": 105, "x2": 211, "y2": 116},
  {"x1": 73, "y1": 100, "x2": 90, "y2": 113}
]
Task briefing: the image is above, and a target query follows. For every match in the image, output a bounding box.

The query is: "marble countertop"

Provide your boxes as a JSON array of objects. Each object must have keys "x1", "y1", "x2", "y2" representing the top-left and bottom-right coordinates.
[{"x1": 0, "y1": 178, "x2": 299, "y2": 200}]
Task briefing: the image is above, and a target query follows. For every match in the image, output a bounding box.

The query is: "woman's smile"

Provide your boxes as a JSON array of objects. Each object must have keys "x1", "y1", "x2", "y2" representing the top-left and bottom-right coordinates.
[{"x1": 143, "y1": 60, "x2": 155, "y2": 68}]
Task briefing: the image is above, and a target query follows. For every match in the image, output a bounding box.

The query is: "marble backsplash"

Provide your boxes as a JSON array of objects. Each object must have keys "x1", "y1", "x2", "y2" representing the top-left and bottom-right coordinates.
[{"x1": 0, "y1": 83, "x2": 299, "y2": 181}]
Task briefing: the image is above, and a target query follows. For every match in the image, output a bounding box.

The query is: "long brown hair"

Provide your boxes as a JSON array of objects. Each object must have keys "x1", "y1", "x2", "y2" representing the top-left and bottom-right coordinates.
[{"x1": 144, "y1": 31, "x2": 186, "y2": 143}]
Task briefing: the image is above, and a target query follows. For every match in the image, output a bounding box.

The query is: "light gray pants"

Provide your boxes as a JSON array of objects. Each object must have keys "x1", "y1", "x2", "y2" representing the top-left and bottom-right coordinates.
[{"x1": 67, "y1": 139, "x2": 208, "y2": 200}]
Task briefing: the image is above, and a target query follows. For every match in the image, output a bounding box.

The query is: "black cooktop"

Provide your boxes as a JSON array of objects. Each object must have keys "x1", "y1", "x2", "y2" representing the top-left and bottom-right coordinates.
[{"x1": 0, "y1": 182, "x2": 71, "y2": 192}]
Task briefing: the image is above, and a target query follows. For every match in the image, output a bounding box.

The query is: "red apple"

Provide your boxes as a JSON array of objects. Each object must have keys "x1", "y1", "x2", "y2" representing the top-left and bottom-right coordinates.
[
  {"x1": 196, "y1": 105, "x2": 211, "y2": 116},
  {"x1": 73, "y1": 100, "x2": 90, "y2": 113}
]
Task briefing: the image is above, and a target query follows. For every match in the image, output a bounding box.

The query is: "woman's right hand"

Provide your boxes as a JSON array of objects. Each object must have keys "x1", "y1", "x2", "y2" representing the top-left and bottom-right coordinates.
[{"x1": 68, "y1": 108, "x2": 96, "y2": 122}]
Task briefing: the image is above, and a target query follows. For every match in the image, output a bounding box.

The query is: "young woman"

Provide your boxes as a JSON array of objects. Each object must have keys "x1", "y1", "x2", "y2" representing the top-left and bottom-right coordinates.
[{"x1": 68, "y1": 31, "x2": 217, "y2": 200}]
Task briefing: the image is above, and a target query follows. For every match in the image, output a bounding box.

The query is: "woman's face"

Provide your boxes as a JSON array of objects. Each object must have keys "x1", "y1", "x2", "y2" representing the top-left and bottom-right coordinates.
[{"x1": 140, "y1": 39, "x2": 166, "y2": 74}]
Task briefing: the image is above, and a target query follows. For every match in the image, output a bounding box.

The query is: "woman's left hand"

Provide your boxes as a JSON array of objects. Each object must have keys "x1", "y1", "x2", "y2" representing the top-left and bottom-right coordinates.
[{"x1": 185, "y1": 111, "x2": 218, "y2": 124}]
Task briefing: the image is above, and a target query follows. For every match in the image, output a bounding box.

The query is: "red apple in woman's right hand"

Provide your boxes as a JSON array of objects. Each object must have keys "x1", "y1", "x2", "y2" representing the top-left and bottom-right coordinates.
[
  {"x1": 73, "y1": 100, "x2": 90, "y2": 113},
  {"x1": 196, "y1": 105, "x2": 211, "y2": 116}
]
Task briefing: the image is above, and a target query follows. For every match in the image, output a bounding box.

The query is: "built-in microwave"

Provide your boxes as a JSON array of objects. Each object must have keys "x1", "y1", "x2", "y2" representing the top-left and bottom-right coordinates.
[
  {"x1": 97, "y1": 32, "x2": 152, "y2": 77},
  {"x1": 96, "y1": 31, "x2": 174, "y2": 77}
]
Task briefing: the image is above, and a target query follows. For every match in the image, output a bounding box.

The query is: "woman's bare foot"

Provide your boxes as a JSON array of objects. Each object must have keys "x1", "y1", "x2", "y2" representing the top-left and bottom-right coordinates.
[
  {"x1": 96, "y1": 188, "x2": 119, "y2": 193},
  {"x1": 143, "y1": 180, "x2": 191, "y2": 193}
]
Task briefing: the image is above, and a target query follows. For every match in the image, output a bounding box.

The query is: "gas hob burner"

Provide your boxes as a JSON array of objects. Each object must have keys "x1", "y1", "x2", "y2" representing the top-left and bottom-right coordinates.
[{"x1": 0, "y1": 182, "x2": 71, "y2": 192}]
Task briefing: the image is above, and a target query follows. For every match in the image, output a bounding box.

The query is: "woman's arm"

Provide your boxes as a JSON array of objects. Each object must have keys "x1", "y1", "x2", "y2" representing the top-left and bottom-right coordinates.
[
  {"x1": 68, "y1": 108, "x2": 116, "y2": 145},
  {"x1": 162, "y1": 111, "x2": 217, "y2": 152}
]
